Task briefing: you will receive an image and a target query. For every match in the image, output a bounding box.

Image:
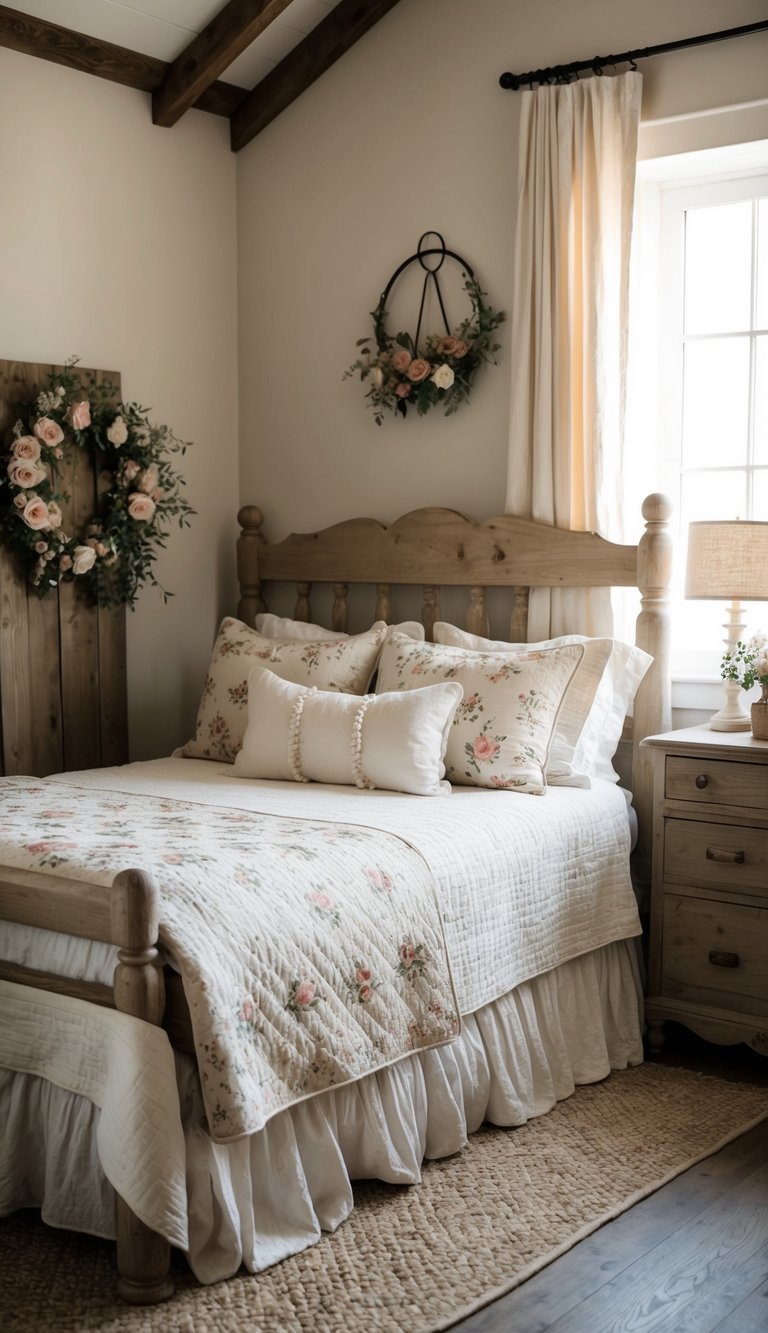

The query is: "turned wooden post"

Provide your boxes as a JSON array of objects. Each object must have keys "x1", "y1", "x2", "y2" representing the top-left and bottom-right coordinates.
[
  {"x1": 236, "y1": 505, "x2": 266, "y2": 626},
  {"x1": 509, "y1": 586, "x2": 530, "y2": 642},
  {"x1": 422, "y1": 586, "x2": 440, "y2": 640},
  {"x1": 466, "y1": 587, "x2": 489, "y2": 637},
  {"x1": 374, "y1": 583, "x2": 392, "y2": 623},
  {"x1": 294, "y1": 582, "x2": 312, "y2": 623},
  {"x1": 111, "y1": 868, "x2": 174, "y2": 1305},
  {"x1": 331, "y1": 583, "x2": 349, "y2": 634},
  {"x1": 632, "y1": 493, "x2": 673, "y2": 892}
]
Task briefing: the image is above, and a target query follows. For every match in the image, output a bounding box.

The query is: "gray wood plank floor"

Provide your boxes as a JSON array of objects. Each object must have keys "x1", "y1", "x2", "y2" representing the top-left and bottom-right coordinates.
[{"x1": 450, "y1": 1030, "x2": 768, "y2": 1333}]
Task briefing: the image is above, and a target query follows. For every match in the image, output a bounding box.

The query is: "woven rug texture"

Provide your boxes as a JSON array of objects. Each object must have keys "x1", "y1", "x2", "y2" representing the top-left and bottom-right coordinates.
[{"x1": 2, "y1": 1063, "x2": 767, "y2": 1333}]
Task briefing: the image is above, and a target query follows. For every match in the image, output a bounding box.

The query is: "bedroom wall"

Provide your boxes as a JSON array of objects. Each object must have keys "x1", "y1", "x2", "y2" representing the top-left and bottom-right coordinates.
[
  {"x1": 237, "y1": 0, "x2": 768, "y2": 555},
  {"x1": 0, "y1": 47, "x2": 239, "y2": 761}
]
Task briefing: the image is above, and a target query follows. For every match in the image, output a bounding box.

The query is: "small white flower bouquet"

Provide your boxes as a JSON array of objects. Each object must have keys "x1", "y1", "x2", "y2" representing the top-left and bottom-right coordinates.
[{"x1": 721, "y1": 632, "x2": 768, "y2": 692}]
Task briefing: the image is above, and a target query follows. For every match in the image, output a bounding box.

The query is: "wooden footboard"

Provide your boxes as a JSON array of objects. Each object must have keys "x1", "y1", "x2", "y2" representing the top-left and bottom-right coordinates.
[{"x1": 0, "y1": 863, "x2": 179, "y2": 1304}]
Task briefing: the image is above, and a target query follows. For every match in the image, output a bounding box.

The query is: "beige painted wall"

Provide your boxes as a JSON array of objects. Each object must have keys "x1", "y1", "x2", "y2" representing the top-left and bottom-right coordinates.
[
  {"x1": 0, "y1": 47, "x2": 239, "y2": 760},
  {"x1": 237, "y1": 0, "x2": 768, "y2": 552}
]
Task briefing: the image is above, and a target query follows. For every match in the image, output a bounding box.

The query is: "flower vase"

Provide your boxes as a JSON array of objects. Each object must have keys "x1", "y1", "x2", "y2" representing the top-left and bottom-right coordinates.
[{"x1": 751, "y1": 684, "x2": 768, "y2": 740}]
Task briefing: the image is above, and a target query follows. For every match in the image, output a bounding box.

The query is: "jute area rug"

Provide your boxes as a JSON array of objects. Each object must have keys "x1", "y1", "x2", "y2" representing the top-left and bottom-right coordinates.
[{"x1": 2, "y1": 1063, "x2": 767, "y2": 1333}]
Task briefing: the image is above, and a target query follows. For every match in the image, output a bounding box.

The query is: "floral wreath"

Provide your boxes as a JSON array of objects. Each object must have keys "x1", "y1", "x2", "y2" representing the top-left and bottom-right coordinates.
[
  {"x1": 344, "y1": 234, "x2": 505, "y2": 425},
  {"x1": 0, "y1": 359, "x2": 194, "y2": 608}
]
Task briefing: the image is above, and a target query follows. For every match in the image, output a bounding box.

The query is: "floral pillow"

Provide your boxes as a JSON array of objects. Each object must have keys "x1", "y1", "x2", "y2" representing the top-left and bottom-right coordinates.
[
  {"x1": 255, "y1": 613, "x2": 425, "y2": 644},
  {"x1": 375, "y1": 633, "x2": 585, "y2": 794},
  {"x1": 183, "y1": 618, "x2": 387, "y2": 763}
]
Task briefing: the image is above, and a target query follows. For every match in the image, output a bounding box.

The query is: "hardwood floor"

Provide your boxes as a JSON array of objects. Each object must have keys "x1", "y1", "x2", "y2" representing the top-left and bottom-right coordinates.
[{"x1": 450, "y1": 1027, "x2": 768, "y2": 1333}]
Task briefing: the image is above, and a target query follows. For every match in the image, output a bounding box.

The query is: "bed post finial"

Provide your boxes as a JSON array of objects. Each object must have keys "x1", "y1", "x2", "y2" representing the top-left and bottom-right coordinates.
[
  {"x1": 632, "y1": 493, "x2": 673, "y2": 893},
  {"x1": 237, "y1": 505, "x2": 266, "y2": 627}
]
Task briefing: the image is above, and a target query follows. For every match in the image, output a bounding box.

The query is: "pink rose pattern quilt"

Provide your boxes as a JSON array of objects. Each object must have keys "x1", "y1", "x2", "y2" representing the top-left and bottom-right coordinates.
[{"x1": 0, "y1": 779, "x2": 459, "y2": 1141}]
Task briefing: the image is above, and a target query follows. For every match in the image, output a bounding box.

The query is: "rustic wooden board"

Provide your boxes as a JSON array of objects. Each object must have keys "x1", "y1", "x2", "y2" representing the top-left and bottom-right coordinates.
[{"x1": 0, "y1": 359, "x2": 128, "y2": 777}]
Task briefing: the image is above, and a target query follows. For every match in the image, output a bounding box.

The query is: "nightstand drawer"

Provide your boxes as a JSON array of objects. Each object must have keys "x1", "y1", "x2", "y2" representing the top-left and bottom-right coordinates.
[
  {"x1": 662, "y1": 894, "x2": 768, "y2": 1015},
  {"x1": 664, "y1": 818, "x2": 768, "y2": 894},
  {"x1": 665, "y1": 756, "x2": 768, "y2": 811}
]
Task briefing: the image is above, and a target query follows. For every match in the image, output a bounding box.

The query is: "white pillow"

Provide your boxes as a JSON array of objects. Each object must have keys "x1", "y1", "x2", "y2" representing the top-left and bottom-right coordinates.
[
  {"x1": 183, "y1": 618, "x2": 387, "y2": 763},
  {"x1": 433, "y1": 623, "x2": 652, "y2": 784},
  {"x1": 256, "y1": 613, "x2": 425, "y2": 644},
  {"x1": 375, "y1": 633, "x2": 585, "y2": 794},
  {"x1": 234, "y1": 666, "x2": 463, "y2": 795}
]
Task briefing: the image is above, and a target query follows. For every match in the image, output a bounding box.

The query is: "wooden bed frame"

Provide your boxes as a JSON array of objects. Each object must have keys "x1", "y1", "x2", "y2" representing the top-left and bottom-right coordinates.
[{"x1": 0, "y1": 494, "x2": 672, "y2": 1304}]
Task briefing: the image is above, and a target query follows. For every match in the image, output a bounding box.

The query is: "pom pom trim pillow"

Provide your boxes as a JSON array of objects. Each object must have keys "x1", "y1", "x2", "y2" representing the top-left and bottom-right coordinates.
[
  {"x1": 183, "y1": 618, "x2": 387, "y2": 763},
  {"x1": 433, "y1": 623, "x2": 651, "y2": 784},
  {"x1": 375, "y1": 633, "x2": 585, "y2": 794},
  {"x1": 234, "y1": 667, "x2": 463, "y2": 795}
]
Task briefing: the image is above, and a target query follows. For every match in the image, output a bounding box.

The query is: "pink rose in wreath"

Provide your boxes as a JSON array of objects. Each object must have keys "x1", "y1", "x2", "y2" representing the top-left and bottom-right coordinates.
[
  {"x1": 8, "y1": 458, "x2": 46, "y2": 489},
  {"x1": 21, "y1": 497, "x2": 52, "y2": 531},
  {"x1": 473, "y1": 735, "x2": 500, "y2": 762},
  {"x1": 128, "y1": 492, "x2": 156, "y2": 522},
  {"x1": 407, "y1": 358, "x2": 431, "y2": 383},
  {"x1": 67, "y1": 400, "x2": 91, "y2": 430},
  {"x1": 391, "y1": 348, "x2": 412, "y2": 373},
  {"x1": 33, "y1": 417, "x2": 64, "y2": 447},
  {"x1": 12, "y1": 435, "x2": 41, "y2": 462},
  {"x1": 395, "y1": 382, "x2": 411, "y2": 398}
]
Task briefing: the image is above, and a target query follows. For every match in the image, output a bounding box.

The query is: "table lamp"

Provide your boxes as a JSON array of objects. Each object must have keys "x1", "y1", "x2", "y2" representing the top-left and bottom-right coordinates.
[{"x1": 685, "y1": 519, "x2": 768, "y2": 731}]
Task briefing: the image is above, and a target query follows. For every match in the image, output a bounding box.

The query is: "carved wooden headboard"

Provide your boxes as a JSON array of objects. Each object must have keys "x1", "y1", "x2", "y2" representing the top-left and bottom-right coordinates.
[
  {"x1": 0, "y1": 360, "x2": 128, "y2": 777},
  {"x1": 235, "y1": 494, "x2": 673, "y2": 887}
]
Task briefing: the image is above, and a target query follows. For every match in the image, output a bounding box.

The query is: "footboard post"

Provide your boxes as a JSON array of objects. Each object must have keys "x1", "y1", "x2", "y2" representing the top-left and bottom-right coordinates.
[{"x1": 111, "y1": 868, "x2": 174, "y2": 1304}]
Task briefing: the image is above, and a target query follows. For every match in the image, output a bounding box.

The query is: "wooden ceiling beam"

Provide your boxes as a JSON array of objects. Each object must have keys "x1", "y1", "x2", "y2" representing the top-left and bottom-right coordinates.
[
  {"x1": 230, "y1": 0, "x2": 403, "y2": 152},
  {"x1": 0, "y1": 4, "x2": 246, "y2": 118},
  {"x1": 152, "y1": 0, "x2": 295, "y2": 128}
]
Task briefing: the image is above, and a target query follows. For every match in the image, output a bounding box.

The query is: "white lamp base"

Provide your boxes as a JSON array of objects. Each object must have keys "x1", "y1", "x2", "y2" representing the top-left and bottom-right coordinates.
[{"x1": 709, "y1": 676, "x2": 751, "y2": 732}]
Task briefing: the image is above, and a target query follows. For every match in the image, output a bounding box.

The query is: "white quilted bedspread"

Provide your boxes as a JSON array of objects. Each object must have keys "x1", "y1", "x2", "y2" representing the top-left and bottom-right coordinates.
[{"x1": 0, "y1": 777, "x2": 460, "y2": 1141}]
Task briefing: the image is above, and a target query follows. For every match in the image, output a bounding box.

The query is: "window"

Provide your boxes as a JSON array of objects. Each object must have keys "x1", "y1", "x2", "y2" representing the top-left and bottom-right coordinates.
[{"x1": 626, "y1": 144, "x2": 768, "y2": 687}]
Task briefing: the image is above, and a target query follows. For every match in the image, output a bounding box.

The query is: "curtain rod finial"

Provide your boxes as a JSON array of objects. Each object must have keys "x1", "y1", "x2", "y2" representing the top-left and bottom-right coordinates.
[{"x1": 499, "y1": 72, "x2": 518, "y2": 90}]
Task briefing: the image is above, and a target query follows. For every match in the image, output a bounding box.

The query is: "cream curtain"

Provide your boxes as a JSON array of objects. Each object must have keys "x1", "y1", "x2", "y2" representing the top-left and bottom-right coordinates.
[{"x1": 506, "y1": 71, "x2": 642, "y2": 639}]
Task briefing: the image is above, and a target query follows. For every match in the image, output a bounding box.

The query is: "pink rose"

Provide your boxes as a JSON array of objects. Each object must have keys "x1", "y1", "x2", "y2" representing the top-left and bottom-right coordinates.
[
  {"x1": 240, "y1": 999, "x2": 255, "y2": 1023},
  {"x1": 21, "y1": 497, "x2": 51, "y2": 531},
  {"x1": 138, "y1": 463, "x2": 160, "y2": 495},
  {"x1": 295, "y1": 981, "x2": 316, "y2": 1007},
  {"x1": 8, "y1": 458, "x2": 46, "y2": 488},
  {"x1": 438, "y1": 336, "x2": 460, "y2": 356},
  {"x1": 355, "y1": 967, "x2": 372, "y2": 983},
  {"x1": 34, "y1": 540, "x2": 48, "y2": 553},
  {"x1": 47, "y1": 501, "x2": 63, "y2": 529},
  {"x1": 59, "y1": 554, "x2": 73, "y2": 571},
  {"x1": 72, "y1": 545, "x2": 97, "y2": 575},
  {"x1": 473, "y1": 735, "x2": 500, "y2": 762},
  {"x1": 67, "y1": 400, "x2": 91, "y2": 430},
  {"x1": 12, "y1": 435, "x2": 41, "y2": 461},
  {"x1": 395, "y1": 382, "x2": 411, "y2": 398},
  {"x1": 452, "y1": 340, "x2": 469, "y2": 358},
  {"x1": 407, "y1": 359, "x2": 431, "y2": 383},
  {"x1": 122, "y1": 459, "x2": 141, "y2": 483},
  {"x1": 33, "y1": 417, "x2": 64, "y2": 447},
  {"x1": 128, "y1": 492, "x2": 156, "y2": 522},
  {"x1": 391, "y1": 348, "x2": 412, "y2": 373},
  {"x1": 13, "y1": 493, "x2": 27, "y2": 509},
  {"x1": 309, "y1": 890, "x2": 333, "y2": 910},
  {"x1": 400, "y1": 943, "x2": 416, "y2": 966},
  {"x1": 358, "y1": 984, "x2": 373, "y2": 1002}
]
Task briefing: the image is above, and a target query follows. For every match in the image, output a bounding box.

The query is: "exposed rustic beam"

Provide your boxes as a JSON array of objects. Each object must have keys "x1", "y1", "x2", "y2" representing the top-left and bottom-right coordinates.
[
  {"x1": 230, "y1": 0, "x2": 403, "y2": 152},
  {"x1": 0, "y1": 4, "x2": 246, "y2": 118}
]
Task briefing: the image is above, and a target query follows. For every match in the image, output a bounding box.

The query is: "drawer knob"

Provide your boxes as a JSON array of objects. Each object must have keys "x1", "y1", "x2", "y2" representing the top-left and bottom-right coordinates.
[
  {"x1": 705, "y1": 846, "x2": 745, "y2": 864},
  {"x1": 695, "y1": 774, "x2": 709, "y2": 789},
  {"x1": 709, "y1": 949, "x2": 740, "y2": 969}
]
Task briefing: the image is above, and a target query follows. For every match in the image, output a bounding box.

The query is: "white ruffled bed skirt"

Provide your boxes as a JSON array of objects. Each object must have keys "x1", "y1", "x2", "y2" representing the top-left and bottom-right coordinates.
[{"x1": 0, "y1": 939, "x2": 643, "y2": 1284}]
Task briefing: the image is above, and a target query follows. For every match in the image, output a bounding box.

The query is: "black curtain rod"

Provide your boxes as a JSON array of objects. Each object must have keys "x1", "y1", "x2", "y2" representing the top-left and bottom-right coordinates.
[{"x1": 499, "y1": 18, "x2": 768, "y2": 90}]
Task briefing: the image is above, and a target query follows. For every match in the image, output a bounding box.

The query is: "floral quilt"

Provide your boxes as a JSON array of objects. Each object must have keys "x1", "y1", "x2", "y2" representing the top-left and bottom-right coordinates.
[{"x1": 0, "y1": 778, "x2": 459, "y2": 1141}]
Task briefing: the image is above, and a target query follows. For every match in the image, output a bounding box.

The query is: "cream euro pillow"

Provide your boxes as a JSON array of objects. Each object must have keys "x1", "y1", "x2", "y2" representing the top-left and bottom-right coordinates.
[
  {"x1": 434, "y1": 623, "x2": 651, "y2": 784},
  {"x1": 256, "y1": 613, "x2": 425, "y2": 644},
  {"x1": 234, "y1": 666, "x2": 463, "y2": 795},
  {"x1": 183, "y1": 618, "x2": 387, "y2": 763},
  {"x1": 376, "y1": 633, "x2": 584, "y2": 794}
]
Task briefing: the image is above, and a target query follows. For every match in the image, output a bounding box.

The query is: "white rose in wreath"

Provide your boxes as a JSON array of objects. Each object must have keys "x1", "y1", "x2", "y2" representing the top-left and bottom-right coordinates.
[
  {"x1": 72, "y1": 545, "x2": 97, "y2": 575},
  {"x1": 431, "y1": 364, "x2": 455, "y2": 391},
  {"x1": 107, "y1": 415, "x2": 128, "y2": 446}
]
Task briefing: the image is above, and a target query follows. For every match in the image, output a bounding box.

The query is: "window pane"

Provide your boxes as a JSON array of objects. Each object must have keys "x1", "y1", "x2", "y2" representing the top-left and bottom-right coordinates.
[
  {"x1": 684, "y1": 200, "x2": 752, "y2": 334},
  {"x1": 757, "y1": 198, "x2": 768, "y2": 329},
  {"x1": 755, "y1": 336, "x2": 768, "y2": 465},
  {"x1": 680, "y1": 470, "x2": 747, "y2": 524},
  {"x1": 753, "y1": 469, "x2": 768, "y2": 520},
  {"x1": 681, "y1": 338, "x2": 749, "y2": 467}
]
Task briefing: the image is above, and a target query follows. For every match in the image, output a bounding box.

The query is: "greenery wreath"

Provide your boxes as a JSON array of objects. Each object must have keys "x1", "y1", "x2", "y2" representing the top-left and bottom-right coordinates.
[
  {"x1": 0, "y1": 359, "x2": 194, "y2": 608},
  {"x1": 345, "y1": 272, "x2": 505, "y2": 426}
]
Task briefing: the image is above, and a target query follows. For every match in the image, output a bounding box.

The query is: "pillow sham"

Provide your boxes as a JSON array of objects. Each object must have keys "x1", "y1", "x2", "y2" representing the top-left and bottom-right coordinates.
[
  {"x1": 375, "y1": 633, "x2": 585, "y2": 794},
  {"x1": 183, "y1": 618, "x2": 387, "y2": 763},
  {"x1": 256, "y1": 613, "x2": 425, "y2": 643},
  {"x1": 433, "y1": 622, "x2": 652, "y2": 784},
  {"x1": 234, "y1": 666, "x2": 463, "y2": 795}
]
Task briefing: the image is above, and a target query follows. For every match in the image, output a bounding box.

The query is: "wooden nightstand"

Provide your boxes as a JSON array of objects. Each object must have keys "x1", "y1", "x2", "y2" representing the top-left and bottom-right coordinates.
[{"x1": 641, "y1": 726, "x2": 768, "y2": 1057}]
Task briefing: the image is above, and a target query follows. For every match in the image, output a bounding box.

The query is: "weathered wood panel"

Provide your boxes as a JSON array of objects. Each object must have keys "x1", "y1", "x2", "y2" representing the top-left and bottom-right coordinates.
[{"x1": 0, "y1": 360, "x2": 128, "y2": 777}]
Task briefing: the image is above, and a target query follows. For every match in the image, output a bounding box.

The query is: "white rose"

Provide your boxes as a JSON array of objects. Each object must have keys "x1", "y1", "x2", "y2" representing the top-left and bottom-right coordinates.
[
  {"x1": 371, "y1": 367, "x2": 384, "y2": 389},
  {"x1": 107, "y1": 416, "x2": 128, "y2": 446},
  {"x1": 72, "y1": 545, "x2": 97, "y2": 575},
  {"x1": 431, "y1": 364, "x2": 455, "y2": 391}
]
